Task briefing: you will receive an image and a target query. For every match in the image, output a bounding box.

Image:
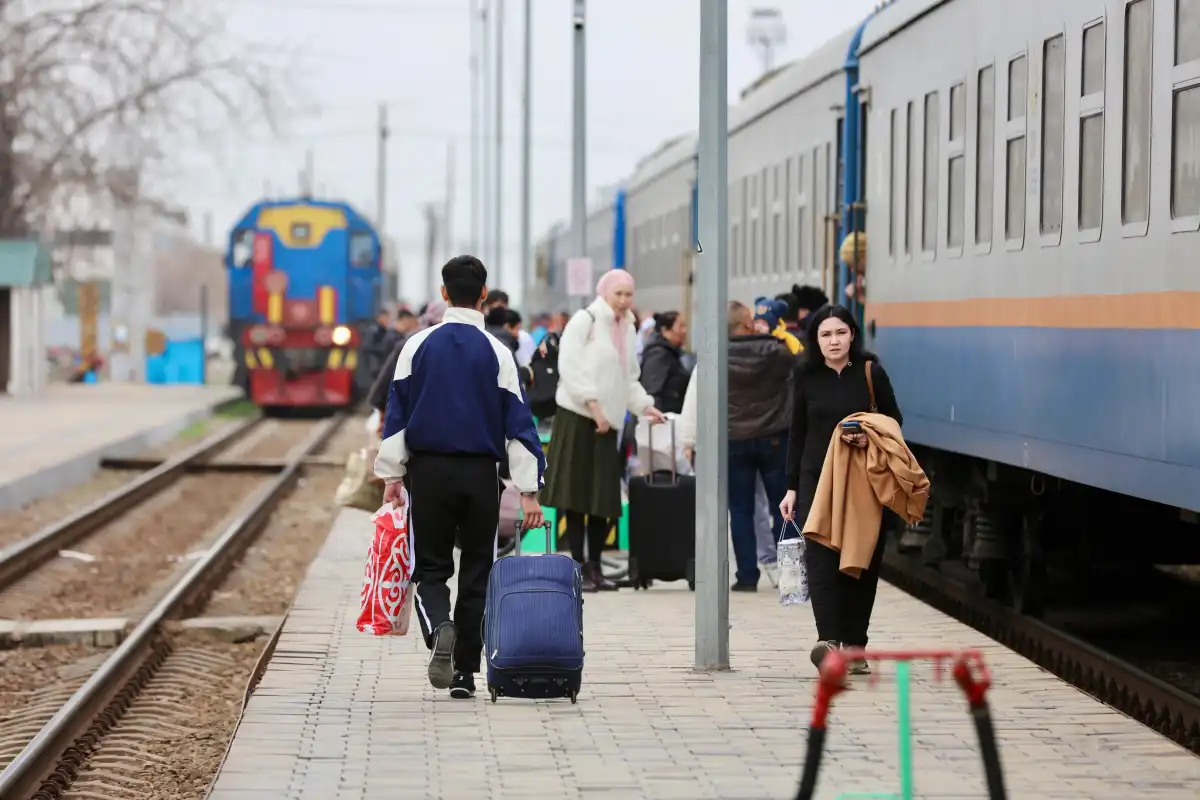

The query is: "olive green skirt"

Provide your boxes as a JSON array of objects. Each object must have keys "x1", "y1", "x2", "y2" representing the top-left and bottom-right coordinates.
[{"x1": 541, "y1": 407, "x2": 623, "y2": 520}]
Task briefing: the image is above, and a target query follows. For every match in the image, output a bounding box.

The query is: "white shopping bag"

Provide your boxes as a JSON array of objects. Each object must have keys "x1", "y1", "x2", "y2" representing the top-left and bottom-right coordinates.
[
  {"x1": 777, "y1": 520, "x2": 809, "y2": 606},
  {"x1": 633, "y1": 414, "x2": 692, "y2": 476}
]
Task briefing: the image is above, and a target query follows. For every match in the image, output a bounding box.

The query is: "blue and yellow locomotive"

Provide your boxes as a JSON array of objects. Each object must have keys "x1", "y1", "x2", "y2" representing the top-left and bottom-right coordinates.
[{"x1": 226, "y1": 197, "x2": 381, "y2": 409}]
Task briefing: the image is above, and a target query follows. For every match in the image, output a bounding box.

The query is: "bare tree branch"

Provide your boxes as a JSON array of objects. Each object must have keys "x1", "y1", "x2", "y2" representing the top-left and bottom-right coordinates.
[{"x1": 0, "y1": 0, "x2": 290, "y2": 236}]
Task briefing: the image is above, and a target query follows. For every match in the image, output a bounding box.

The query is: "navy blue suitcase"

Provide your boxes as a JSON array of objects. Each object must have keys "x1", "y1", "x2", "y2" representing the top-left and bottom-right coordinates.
[{"x1": 484, "y1": 522, "x2": 585, "y2": 703}]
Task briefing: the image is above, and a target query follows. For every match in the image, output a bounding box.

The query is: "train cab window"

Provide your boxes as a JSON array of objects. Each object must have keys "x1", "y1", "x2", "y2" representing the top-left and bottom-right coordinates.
[
  {"x1": 349, "y1": 230, "x2": 375, "y2": 266},
  {"x1": 1123, "y1": 0, "x2": 1153, "y2": 226},
  {"x1": 1006, "y1": 56, "x2": 1028, "y2": 243},
  {"x1": 1041, "y1": 34, "x2": 1066, "y2": 236},
  {"x1": 1173, "y1": 0, "x2": 1200, "y2": 219},
  {"x1": 231, "y1": 229, "x2": 254, "y2": 267},
  {"x1": 290, "y1": 222, "x2": 311, "y2": 244},
  {"x1": 977, "y1": 66, "x2": 996, "y2": 246},
  {"x1": 1079, "y1": 22, "x2": 1106, "y2": 233}
]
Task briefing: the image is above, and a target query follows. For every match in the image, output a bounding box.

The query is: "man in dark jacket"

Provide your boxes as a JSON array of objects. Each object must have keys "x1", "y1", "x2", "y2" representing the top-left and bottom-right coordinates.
[
  {"x1": 362, "y1": 308, "x2": 399, "y2": 391},
  {"x1": 726, "y1": 300, "x2": 797, "y2": 592},
  {"x1": 484, "y1": 306, "x2": 519, "y2": 354}
]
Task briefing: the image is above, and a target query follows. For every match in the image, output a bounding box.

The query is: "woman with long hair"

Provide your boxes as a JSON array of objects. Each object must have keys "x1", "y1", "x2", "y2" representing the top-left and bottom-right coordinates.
[
  {"x1": 779, "y1": 304, "x2": 903, "y2": 675},
  {"x1": 541, "y1": 270, "x2": 665, "y2": 591}
]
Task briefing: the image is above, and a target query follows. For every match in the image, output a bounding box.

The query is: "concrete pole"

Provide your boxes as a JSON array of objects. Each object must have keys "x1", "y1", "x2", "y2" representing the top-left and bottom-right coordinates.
[
  {"x1": 480, "y1": 2, "x2": 492, "y2": 268},
  {"x1": 694, "y1": 0, "x2": 730, "y2": 671},
  {"x1": 518, "y1": 0, "x2": 532, "y2": 309},
  {"x1": 493, "y1": 0, "x2": 505, "y2": 286},
  {"x1": 470, "y1": 0, "x2": 480, "y2": 253},
  {"x1": 570, "y1": 0, "x2": 586, "y2": 312}
]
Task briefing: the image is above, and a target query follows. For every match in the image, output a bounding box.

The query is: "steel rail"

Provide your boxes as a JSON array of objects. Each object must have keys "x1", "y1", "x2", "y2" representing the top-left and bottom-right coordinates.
[
  {"x1": 0, "y1": 415, "x2": 343, "y2": 799},
  {"x1": 882, "y1": 552, "x2": 1200, "y2": 754},
  {"x1": 0, "y1": 415, "x2": 261, "y2": 592}
]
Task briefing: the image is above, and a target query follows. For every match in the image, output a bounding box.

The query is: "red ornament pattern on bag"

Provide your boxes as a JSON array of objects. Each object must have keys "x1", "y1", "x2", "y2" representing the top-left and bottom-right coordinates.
[{"x1": 357, "y1": 496, "x2": 416, "y2": 636}]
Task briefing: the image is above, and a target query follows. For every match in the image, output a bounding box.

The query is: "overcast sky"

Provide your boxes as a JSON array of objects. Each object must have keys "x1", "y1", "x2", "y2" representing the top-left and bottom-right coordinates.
[{"x1": 179, "y1": 0, "x2": 880, "y2": 304}]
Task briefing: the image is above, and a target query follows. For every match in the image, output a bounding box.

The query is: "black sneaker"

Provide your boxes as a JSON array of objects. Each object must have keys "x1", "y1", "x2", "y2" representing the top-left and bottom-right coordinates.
[
  {"x1": 427, "y1": 622, "x2": 457, "y2": 690},
  {"x1": 810, "y1": 640, "x2": 840, "y2": 670},
  {"x1": 449, "y1": 672, "x2": 476, "y2": 699},
  {"x1": 730, "y1": 583, "x2": 758, "y2": 593}
]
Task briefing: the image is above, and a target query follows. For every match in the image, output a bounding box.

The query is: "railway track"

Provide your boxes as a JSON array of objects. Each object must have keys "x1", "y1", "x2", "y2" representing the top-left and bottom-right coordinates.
[
  {"x1": 882, "y1": 552, "x2": 1200, "y2": 755},
  {"x1": 0, "y1": 414, "x2": 345, "y2": 798}
]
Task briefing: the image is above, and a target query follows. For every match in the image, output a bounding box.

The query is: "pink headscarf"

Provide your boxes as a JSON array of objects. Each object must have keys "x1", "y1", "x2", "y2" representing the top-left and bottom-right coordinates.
[
  {"x1": 419, "y1": 299, "x2": 447, "y2": 327},
  {"x1": 595, "y1": 269, "x2": 635, "y2": 368}
]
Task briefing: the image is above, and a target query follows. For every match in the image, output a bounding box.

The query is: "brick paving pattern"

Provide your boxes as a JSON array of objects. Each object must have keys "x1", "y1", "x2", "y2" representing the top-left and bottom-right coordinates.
[{"x1": 208, "y1": 509, "x2": 1200, "y2": 799}]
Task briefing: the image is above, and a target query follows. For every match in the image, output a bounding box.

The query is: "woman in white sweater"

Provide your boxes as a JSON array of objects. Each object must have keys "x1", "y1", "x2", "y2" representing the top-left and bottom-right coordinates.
[{"x1": 541, "y1": 269, "x2": 665, "y2": 591}]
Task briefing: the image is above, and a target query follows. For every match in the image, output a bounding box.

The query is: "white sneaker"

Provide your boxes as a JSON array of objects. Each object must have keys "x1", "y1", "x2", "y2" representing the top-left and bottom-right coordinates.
[{"x1": 763, "y1": 562, "x2": 780, "y2": 588}]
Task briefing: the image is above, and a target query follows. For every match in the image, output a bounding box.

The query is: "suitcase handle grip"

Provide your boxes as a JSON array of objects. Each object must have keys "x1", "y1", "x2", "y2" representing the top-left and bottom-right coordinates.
[{"x1": 513, "y1": 520, "x2": 554, "y2": 556}]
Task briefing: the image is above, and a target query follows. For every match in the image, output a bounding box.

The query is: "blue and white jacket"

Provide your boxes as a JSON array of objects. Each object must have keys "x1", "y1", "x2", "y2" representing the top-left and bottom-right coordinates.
[{"x1": 373, "y1": 307, "x2": 546, "y2": 493}]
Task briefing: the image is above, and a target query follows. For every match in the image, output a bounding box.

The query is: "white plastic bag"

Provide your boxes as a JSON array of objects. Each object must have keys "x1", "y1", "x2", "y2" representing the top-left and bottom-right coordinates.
[
  {"x1": 633, "y1": 414, "x2": 693, "y2": 476},
  {"x1": 777, "y1": 520, "x2": 809, "y2": 606}
]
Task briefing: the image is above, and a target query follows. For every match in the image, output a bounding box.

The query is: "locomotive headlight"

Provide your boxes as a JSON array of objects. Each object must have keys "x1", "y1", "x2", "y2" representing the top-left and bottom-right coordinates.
[{"x1": 331, "y1": 325, "x2": 352, "y2": 346}]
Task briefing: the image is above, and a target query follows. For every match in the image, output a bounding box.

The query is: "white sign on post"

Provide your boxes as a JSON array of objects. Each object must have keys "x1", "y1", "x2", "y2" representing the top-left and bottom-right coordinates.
[{"x1": 565, "y1": 257, "x2": 593, "y2": 297}]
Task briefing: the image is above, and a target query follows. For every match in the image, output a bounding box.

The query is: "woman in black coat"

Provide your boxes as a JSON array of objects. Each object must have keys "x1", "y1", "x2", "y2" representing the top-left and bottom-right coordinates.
[
  {"x1": 638, "y1": 311, "x2": 691, "y2": 414},
  {"x1": 779, "y1": 304, "x2": 903, "y2": 677}
]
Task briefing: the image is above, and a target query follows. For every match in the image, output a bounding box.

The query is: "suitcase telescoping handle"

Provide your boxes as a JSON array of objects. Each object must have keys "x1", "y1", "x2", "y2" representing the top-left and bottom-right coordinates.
[
  {"x1": 646, "y1": 416, "x2": 677, "y2": 486},
  {"x1": 513, "y1": 520, "x2": 554, "y2": 556}
]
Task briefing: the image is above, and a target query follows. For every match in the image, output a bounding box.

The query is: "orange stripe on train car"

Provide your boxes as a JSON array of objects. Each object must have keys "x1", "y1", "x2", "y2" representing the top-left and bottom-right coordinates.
[
  {"x1": 318, "y1": 286, "x2": 336, "y2": 325},
  {"x1": 868, "y1": 291, "x2": 1200, "y2": 329}
]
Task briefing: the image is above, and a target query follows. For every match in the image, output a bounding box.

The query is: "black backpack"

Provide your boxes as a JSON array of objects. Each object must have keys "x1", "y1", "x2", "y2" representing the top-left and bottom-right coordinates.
[{"x1": 524, "y1": 332, "x2": 561, "y2": 419}]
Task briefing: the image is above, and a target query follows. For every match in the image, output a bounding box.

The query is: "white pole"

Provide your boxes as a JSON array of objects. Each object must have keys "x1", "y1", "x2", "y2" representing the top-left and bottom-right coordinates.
[
  {"x1": 570, "y1": 0, "x2": 586, "y2": 311},
  {"x1": 480, "y1": 2, "x2": 492, "y2": 267},
  {"x1": 694, "y1": 0, "x2": 730, "y2": 671},
  {"x1": 470, "y1": 0, "x2": 480, "y2": 253},
  {"x1": 518, "y1": 0, "x2": 532, "y2": 309},
  {"x1": 493, "y1": 0, "x2": 505, "y2": 285}
]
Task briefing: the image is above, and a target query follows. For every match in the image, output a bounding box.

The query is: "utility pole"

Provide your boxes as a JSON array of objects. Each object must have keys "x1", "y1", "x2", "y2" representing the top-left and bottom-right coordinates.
[
  {"x1": 377, "y1": 104, "x2": 393, "y2": 299},
  {"x1": 570, "y1": 0, "x2": 587, "y2": 312},
  {"x1": 493, "y1": 0, "x2": 505, "y2": 287},
  {"x1": 303, "y1": 149, "x2": 314, "y2": 196},
  {"x1": 480, "y1": 2, "x2": 492, "y2": 267},
  {"x1": 695, "y1": 0, "x2": 730, "y2": 671},
  {"x1": 470, "y1": 0, "x2": 481, "y2": 253},
  {"x1": 518, "y1": 0, "x2": 532, "y2": 309},
  {"x1": 443, "y1": 139, "x2": 456, "y2": 263}
]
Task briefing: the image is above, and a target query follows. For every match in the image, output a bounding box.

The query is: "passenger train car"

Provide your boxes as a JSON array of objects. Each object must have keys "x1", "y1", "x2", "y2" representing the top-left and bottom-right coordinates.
[
  {"x1": 531, "y1": 0, "x2": 1200, "y2": 614},
  {"x1": 227, "y1": 197, "x2": 382, "y2": 410}
]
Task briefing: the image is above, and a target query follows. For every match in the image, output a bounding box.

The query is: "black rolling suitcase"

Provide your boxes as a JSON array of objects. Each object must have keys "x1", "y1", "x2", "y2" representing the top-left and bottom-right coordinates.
[{"x1": 627, "y1": 420, "x2": 696, "y2": 591}]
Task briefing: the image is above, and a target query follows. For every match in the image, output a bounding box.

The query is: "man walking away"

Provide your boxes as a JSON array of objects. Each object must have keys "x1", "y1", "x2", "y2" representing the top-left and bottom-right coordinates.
[
  {"x1": 726, "y1": 301, "x2": 795, "y2": 591},
  {"x1": 375, "y1": 256, "x2": 546, "y2": 699}
]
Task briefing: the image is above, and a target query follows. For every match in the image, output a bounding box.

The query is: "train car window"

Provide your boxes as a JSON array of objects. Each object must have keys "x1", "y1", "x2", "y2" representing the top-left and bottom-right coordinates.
[
  {"x1": 977, "y1": 66, "x2": 996, "y2": 245},
  {"x1": 889, "y1": 109, "x2": 898, "y2": 257},
  {"x1": 349, "y1": 231, "x2": 375, "y2": 266},
  {"x1": 1123, "y1": 0, "x2": 1153, "y2": 225},
  {"x1": 1177, "y1": 0, "x2": 1200, "y2": 64},
  {"x1": 906, "y1": 101, "x2": 916, "y2": 255},
  {"x1": 1080, "y1": 116, "x2": 1106, "y2": 228},
  {"x1": 1080, "y1": 23, "x2": 1106, "y2": 234},
  {"x1": 796, "y1": 154, "x2": 807, "y2": 271},
  {"x1": 1172, "y1": 89, "x2": 1200, "y2": 216},
  {"x1": 1041, "y1": 35, "x2": 1067, "y2": 236},
  {"x1": 1006, "y1": 56, "x2": 1028, "y2": 243},
  {"x1": 1008, "y1": 56, "x2": 1027, "y2": 122},
  {"x1": 731, "y1": 222, "x2": 741, "y2": 276},
  {"x1": 949, "y1": 84, "x2": 967, "y2": 250},
  {"x1": 922, "y1": 91, "x2": 939, "y2": 252},
  {"x1": 231, "y1": 229, "x2": 254, "y2": 267},
  {"x1": 1083, "y1": 23, "x2": 1106, "y2": 96},
  {"x1": 950, "y1": 84, "x2": 966, "y2": 142},
  {"x1": 750, "y1": 217, "x2": 759, "y2": 276}
]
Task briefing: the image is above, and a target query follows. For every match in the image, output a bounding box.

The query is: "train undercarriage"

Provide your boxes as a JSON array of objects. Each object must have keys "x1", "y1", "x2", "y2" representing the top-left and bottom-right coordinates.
[{"x1": 897, "y1": 446, "x2": 1200, "y2": 617}]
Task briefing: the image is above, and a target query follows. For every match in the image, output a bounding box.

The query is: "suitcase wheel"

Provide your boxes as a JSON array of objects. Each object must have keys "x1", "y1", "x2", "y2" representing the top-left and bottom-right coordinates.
[
  {"x1": 489, "y1": 687, "x2": 498, "y2": 703},
  {"x1": 569, "y1": 690, "x2": 578, "y2": 704},
  {"x1": 688, "y1": 580, "x2": 695, "y2": 591}
]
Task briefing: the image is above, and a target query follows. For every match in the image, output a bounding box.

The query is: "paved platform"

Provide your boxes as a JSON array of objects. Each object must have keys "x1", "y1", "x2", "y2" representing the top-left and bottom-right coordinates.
[
  {"x1": 0, "y1": 382, "x2": 242, "y2": 511},
  {"x1": 208, "y1": 509, "x2": 1200, "y2": 800}
]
